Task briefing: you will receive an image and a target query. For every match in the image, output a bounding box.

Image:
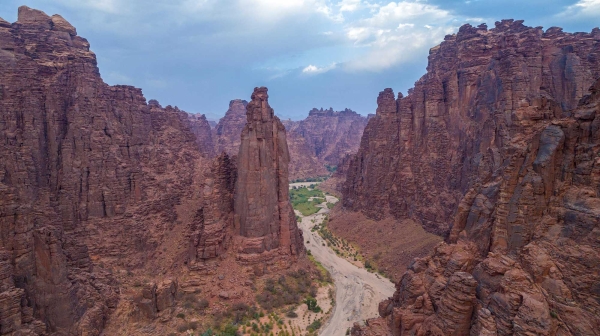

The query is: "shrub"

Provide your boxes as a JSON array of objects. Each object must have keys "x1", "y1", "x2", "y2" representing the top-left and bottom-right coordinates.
[
  {"x1": 198, "y1": 298, "x2": 209, "y2": 309},
  {"x1": 177, "y1": 323, "x2": 188, "y2": 332},
  {"x1": 304, "y1": 297, "x2": 321, "y2": 313},
  {"x1": 200, "y1": 329, "x2": 213, "y2": 336},
  {"x1": 307, "y1": 319, "x2": 322, "y2": 332}
]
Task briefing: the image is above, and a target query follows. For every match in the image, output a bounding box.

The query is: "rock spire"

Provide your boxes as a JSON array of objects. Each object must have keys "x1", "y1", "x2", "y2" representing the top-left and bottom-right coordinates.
[{"x1": 233, "y1": 87, "x2": 304, "y2": 262}]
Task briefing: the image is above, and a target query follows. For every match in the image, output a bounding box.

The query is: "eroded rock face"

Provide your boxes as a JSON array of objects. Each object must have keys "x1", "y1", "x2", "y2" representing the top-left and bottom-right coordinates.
[
  {"x1": 349, "y1": 21, "x2": 600, "y2": 336},
  {"x1": 285, "y1": 108, "x2": 368, "y2": 179},
  {"x1": 216, "y1": 104, "x2": 367, "y2": 181},
  {"x1": 186, "y1": 111, "x2": 216, "y2": 157},
  {"x1": 214, "y1": 99, "x2": 248, "y2": 156},
  {"x1": 234, "y1": 87, "x2": 304, "y2": 262},
  {"x1": 343, "y1": 20, "x2": 600, "y2": 236},
  {"x1": 304, "y1": 108, "x2": 367, "y2": 166},
  {"x1": 0, "y1": 6, "x2": 226, "y2": 335}
]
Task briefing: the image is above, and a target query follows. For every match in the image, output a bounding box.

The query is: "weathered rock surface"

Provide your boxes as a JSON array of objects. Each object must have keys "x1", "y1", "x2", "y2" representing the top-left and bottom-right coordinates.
[
  {"x1": 234, "y1": 87, "x2": 304, "y2": 263},
  {"x1": 344, "y1": 20, "x2": 600, "y2": 236},
  {"x1": 216, "y1": 104, "x2": 367, "y2": 180},
  {"x1": 348, "y1": 21, "x2": 600, "y2": 336},
  {"x1": 214, "y1": 99, "x2": 248, "y2": 157},
  {"x1": 291, "y1": 108, "x2": 368, "y2": 166},
  {"x1": 0, "y1": 6, "x2": 233, "y2": 335},
  {"x1": 186, "y1": 111, "x2": 216, "y2": 157},
  {"x1": 319, "y1": 153, "x2": 354, "y2": 195}
]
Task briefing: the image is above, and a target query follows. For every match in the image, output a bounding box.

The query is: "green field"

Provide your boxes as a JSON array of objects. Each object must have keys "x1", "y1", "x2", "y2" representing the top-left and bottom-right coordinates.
[{"x1": 289, "y1": 186, "x2": 325, "y2": 216}]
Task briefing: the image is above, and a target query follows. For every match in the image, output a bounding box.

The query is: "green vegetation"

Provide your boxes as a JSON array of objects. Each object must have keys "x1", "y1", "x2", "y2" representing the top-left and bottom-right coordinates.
[
  {"x1": 325, "y1": 164, "x2": 337, "y2": 173},
  {"x1": 256, "y1": 270, "x2": 324, "y2": 311},
  {"x1": 291, "y1": 176, "x2": 327, "y2": 183},
  {"x1": 308, "y1": 255, "x2": 332, "y2": 284},
  {"x1": 304, "y1": 297, "x2": 322, "y2": 313},
  {"x1": 290, "y1": 187, "x2": 325, "y2": 216},
  {"x1": 307, "y1": 319, "x2": 323, "y2": 332}
]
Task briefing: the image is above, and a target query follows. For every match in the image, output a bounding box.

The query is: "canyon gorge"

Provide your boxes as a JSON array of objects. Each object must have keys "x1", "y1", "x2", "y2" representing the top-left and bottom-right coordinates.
[{"x1": 1, "y1": 4, "x2": 600, "y2": 336}]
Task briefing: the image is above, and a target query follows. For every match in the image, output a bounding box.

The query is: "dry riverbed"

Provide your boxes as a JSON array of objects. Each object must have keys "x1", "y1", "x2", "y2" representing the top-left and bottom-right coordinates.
[{"x1": 293, "y1": 187, "x2": 395, "y2": 335}]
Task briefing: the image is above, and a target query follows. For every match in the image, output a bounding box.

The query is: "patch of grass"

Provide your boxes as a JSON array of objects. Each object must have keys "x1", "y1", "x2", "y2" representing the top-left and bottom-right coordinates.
[
  {"x1": 308, "y1": 255, "x2": 332, "y2": 284},
  {"x1": 290, "y1": 187, "x2": 325, "y2": 216}
]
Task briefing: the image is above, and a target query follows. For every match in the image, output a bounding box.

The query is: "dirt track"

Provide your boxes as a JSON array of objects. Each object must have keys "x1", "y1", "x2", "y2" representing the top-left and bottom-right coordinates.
[{"x1": 296, "y1": 195, "x2": 395, "y2": 336}]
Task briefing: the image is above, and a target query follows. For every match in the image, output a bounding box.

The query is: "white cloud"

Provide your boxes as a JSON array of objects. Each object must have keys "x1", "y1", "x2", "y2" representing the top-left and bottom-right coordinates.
[
  {"x1": 338, "y1": 0, "x2": 361, "y2": 12},
  {"x1": 302, "y1": 62, "x2": 337, "y2": 74},
  {"x1": 558, "y1": 0, "x2": 600, "y2": 18},
  {"x1": 342, "y1": 1, "x2": 458, "y2": 71}
]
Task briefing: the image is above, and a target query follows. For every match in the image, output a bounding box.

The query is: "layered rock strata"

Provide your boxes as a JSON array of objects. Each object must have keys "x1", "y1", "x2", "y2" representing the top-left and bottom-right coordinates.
[
  {"x1": 234, "y1": 87, "x2": 304, "y2": 263},
  {"x1": 348, "y1": 20, "x2": 600, "y2": 335},
  {"x1": 291, "y1": 108, "x2": 368, "y2": 166},
  {"x1": 215, "y1": 104, "x2": 367, "y2": 180},
  {"x1": 0, "y1": 6, "x2": 233, "y2": 335},
  {"x1": 214, "y1": 99, "x2": 248, "y2": 156},
  {"x1": 186, "y1": 111, "x2": 216, "y2": 157},
  {"x1": 343, "y1": 20, "x2": 600, "y2": 236}
]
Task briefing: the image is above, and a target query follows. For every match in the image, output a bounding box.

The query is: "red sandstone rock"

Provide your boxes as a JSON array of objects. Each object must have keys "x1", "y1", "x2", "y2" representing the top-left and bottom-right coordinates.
[
  {"x1": 216, "y1": 103, "x2": 367, "y2": 180},
  {"x1": 286, "y1": 108, "x2": 367, "y2": 180},
  {"x1": 344, "y1": 20, "x2": 600, "y2": 236},
  {"x1": 234, "y1": 87, "x2": 304, "y2": 261},
  {"x1": 0, "y1": 6, "x2": 223, "y2": 335},
  {"x1": 214, "y1": 99, "x2": 248, "y2": 156},
  {"x1": 349, "y1": 21, "x2": 600, "y2": 336}
]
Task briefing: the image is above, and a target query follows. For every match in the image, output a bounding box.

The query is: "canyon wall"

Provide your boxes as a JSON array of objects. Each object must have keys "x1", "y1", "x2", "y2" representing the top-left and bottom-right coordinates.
[
  {"x1": 344, "y1": 20, "x2": 600, "y2": 236},
  {"x1": 289, "y1": 108, "x2": 368, "y2": 167},
  {"x1": 215, "y1": 104, "x2": 367, "y2": 180},
  {"x1": 347, "y1": 20, "x2": 600, "y2": 335},
  {"x1": 214, "y1": 99, "x2": 248, "y2": 157},
  {"x1": 0, "y1": 7, "x2": 267, "y2": 335}
]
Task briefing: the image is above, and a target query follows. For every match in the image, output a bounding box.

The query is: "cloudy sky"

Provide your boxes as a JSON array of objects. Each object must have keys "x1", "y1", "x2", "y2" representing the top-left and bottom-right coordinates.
[{"x1": 1, "y1": 0, "x2": 599, "y2": 120}]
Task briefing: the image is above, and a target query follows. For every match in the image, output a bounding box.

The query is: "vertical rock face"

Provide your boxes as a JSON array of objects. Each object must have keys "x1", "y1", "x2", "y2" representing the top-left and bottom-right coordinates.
[
  {"x1": 214, "y1": 99, "x2": 248, "y2": 156},
  {"x1": 344, "y1": 20, "x2": 600, "y2": 236},
  {"x1": 185, "y1": 111, "x2": 216, "y2": 157},
  {"x1": 348, "y1": 21, "x2": 600, "y2": 336},
  {"x1": 234, "y1": 87, "x2": 304, "y2": 261},
  {"x1": 215, "y1": 104, "x2": 368, "y2": 180},
  {"x1": 188, "y1": 153, "x2": 236, "y2": 262},
  {"x1": 285, "y1": 108, "x2": 368, "y2": 179},
  {"x1": 0, "y1": 6, "x2": 231, "y2": 335}
]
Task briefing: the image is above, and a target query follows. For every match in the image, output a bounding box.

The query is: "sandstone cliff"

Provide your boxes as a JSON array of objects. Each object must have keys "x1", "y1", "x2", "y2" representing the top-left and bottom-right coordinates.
[
  {"x1": 346, "y1": 20, "x2": 600, "y2": 335},
  {"x1": 216, "y1": 104, "x2": 367, "y2": 180},
  {"x1": 234, "y1": 87, "x2": 304, "y2": 264},
  {"x1": 214, "y1": 99, "x2": 248, "y2": 157},
  {"x1": 186, "y1": 111, "x2": 216, "y2": 157},
  {"x1": 293, "y1": 108, "x2": 368, "y2": 166},
  {"x1": 344, "y1": 20, "x2": 600, "y2": 236},
  {"x1": 0, "y1": 6, "x2": 239, "y2": 335}
]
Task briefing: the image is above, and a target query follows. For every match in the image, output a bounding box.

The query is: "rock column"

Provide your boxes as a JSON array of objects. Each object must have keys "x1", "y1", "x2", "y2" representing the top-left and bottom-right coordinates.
[{"x1": 234, "y1": 87, "x2": 303, "y2": 261}]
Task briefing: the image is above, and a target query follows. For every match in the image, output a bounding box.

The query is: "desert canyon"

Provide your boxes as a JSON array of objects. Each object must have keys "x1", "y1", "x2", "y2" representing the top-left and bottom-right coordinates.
[{"x1": 0, "y1": 4, "x2": 599, "y2": 336}]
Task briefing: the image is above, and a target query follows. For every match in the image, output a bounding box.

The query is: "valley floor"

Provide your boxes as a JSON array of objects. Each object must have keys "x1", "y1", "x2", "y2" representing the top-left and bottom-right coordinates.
[{"x1": 293, "y1": 186, "x2": 395, "y2": 335}]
